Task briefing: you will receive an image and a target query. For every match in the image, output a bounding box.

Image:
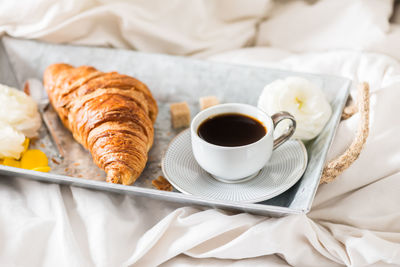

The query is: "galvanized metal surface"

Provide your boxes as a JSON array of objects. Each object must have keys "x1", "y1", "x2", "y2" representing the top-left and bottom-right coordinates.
[{"x1": 0, "y1": 37, "x2": 350, "y2": 216}]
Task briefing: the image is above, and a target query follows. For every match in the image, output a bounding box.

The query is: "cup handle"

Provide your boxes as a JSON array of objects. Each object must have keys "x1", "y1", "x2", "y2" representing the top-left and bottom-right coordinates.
[{"x1": 271, "y1": 111, "x2": 296, "y2": 150}]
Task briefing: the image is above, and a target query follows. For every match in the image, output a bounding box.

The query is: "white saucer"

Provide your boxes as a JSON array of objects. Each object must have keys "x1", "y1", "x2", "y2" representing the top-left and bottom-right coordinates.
[{"x1": 161, "y1": 129, "x2": 308, "y2": 203}]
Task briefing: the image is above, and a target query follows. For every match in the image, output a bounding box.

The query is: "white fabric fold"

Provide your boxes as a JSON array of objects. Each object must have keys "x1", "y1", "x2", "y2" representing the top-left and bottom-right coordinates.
[{"x1": 0, "y1": 0, "x2": 271, "y2": 57}]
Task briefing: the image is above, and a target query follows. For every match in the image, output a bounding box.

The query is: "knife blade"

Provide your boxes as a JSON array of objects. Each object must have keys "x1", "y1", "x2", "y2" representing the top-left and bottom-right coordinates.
[
  {"x1": 1, "y1": 41, "x2": 64, "y2": 159},
  {"x1": 24, "y1": 78, "x2": 64, "y2": 159}
]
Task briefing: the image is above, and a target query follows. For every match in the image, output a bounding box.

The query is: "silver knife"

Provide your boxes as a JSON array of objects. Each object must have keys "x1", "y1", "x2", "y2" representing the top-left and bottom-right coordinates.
[
  {"x1": 1, "y1": 41, "x2": 64, "y2": 159},
  {"x1": 24, "y1": 78, "x2": 64, "y2": 159},
  {"x1": 0, "y1": 40, "x2": 64, "y2": 159}
]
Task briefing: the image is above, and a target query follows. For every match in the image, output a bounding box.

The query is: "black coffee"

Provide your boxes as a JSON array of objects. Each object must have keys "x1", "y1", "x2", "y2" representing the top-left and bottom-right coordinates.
[{"x1": 197, "y1": 113, "x2": 266, "y2": 147}]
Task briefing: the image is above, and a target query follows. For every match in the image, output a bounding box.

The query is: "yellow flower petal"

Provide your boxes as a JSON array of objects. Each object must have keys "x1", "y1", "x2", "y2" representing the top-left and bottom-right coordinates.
[
  {"x1": 3, "y1": 157, "x2": 21, "y2": 168},
  {"x1": 20, "y1": 149, "x2": 48, "y2": 170},
  {"x1": 31, "y1": 166, "x2": 51, "y2": 173}
]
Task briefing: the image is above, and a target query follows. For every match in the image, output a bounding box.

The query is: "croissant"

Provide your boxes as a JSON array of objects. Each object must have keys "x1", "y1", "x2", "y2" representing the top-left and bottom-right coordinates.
[{"x1": 43, "y1": 63, "x2": 158, "y2": 185}]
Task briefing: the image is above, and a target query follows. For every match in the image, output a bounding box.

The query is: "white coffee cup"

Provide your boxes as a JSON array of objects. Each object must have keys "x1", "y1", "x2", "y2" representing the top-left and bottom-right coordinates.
[{"x1": 191, "y1": 103, "x2": 296, "y2": 183}]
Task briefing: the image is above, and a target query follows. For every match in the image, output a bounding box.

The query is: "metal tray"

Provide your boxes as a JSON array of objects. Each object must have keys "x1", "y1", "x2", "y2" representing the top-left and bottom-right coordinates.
[{"x1": 0, "y1": 37, "x2": 350, "y2": 217}]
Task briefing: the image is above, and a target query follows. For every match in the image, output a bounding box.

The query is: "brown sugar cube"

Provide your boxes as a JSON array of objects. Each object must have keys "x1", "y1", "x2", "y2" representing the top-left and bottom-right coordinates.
[
  {"x1": 170, "y1": 102, "x2": 191, "y2": 129},
  {"x1": 199, "y1": 96, "x2": 220, "y2": 110},
  {"x1": 152, "y1": 175, "x2": 173, "y2": 191}
]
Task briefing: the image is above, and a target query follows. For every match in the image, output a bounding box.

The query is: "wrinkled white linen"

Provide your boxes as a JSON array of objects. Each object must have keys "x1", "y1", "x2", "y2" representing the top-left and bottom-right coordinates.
[
  {"x1": 0, "y1": 0, "x2": 271, "y2": 57},
  {"x1": 257, "y1": 1, "x2": 391, "y2": 51},
  {"x1": 1, "y1": 0, "x2": 400, "y2": 266}
]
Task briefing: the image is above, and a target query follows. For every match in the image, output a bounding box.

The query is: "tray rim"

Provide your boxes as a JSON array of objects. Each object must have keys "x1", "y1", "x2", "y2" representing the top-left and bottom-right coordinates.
[
  {"x1": 0, "y1": 165, "x2": 302, "y2": 217},
  {"x1": 0, "y1": 37, "x2": 351, "y2": 216}
]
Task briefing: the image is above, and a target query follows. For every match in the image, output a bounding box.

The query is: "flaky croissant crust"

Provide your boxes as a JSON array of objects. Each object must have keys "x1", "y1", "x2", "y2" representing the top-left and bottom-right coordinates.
[{"x1": 44, "y1": 63, "x2": 158, "y2": 185}]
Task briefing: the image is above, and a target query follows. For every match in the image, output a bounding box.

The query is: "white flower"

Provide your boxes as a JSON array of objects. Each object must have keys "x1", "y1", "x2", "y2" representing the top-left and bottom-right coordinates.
[
  {"x1": 0, "y1": 121, "x2": 25, "y2": 159},
  {"x1": 258, "y1": 76, "x2": 332, "y2": 140},
  {"x1": 0, "y1": 84, "x2": 41, "y2": 138}
]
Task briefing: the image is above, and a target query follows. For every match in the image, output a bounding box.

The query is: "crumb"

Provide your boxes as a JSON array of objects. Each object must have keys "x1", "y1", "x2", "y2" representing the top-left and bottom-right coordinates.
[
  {"x1": 51, "y1": 158, "x2": 60, "y2": 165},
  {"x1": 170, "y1": 102, "x2": 191, "y2": 129},
  {"x1": 199, "y1": 96, "x2": 219, "y2": 110},
  {"x1": 152, "y1": 175, "x2": 173, "y2": 191},
  {"x1": 77, "y1": 174, "x2": 83, "y2": 178},
  {"x1": 73, "y1": 162, "x2": 80, "y2": 166},
  {"x1": 40, "y1": 143, "x2": 45, "y2": 148},
  {"x1": 64, "y1": 167, "x2": 69, "y2": 172}
]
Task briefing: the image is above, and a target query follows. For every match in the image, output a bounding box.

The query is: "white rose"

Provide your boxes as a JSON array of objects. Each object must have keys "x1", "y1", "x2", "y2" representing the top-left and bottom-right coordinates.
[
  {"x1": 258, "y1": 76, "x2": 332, "y2": 140},
  {"x1": 0, "y1": 121, "x2": 25, "y2": 159},
  {"x1": 0, "y1": 83, "x2": 41, "y2": 138}
]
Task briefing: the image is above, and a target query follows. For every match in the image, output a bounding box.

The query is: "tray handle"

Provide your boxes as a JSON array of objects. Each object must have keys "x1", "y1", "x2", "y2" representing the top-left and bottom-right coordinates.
[{"x1": 320, "y1": 82, "x2": 370, "y2": 184}]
